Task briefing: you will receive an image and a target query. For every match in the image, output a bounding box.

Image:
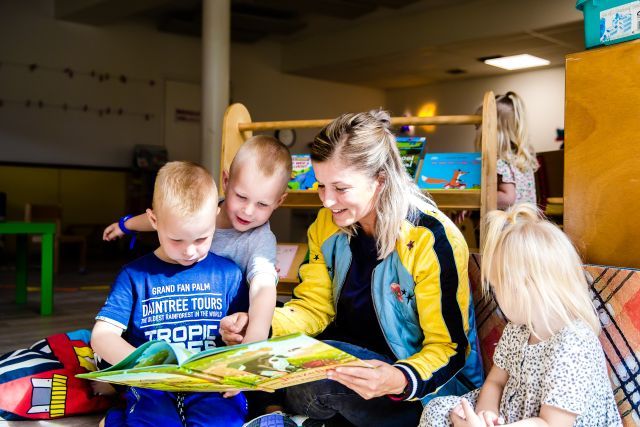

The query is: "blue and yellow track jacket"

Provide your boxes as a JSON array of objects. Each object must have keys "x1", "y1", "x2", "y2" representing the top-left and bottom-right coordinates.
[{"x1": 272, "y1": 206, "x2": 483, "y2": 403}]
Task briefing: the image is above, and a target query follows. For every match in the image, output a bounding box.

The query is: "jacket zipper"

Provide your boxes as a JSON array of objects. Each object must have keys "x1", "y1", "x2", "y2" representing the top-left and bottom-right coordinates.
[
  {"x1": 334, "y1": 257, "x2": 351, "y2": 313},
  {"x1": 370, "y1": 268, "x2": 400, "y2": 360}
]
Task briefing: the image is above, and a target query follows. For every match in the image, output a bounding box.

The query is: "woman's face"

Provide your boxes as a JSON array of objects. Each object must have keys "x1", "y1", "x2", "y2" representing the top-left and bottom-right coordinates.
[{"x1": 313, "y1": 157, "x2": 381, "y2": 235}]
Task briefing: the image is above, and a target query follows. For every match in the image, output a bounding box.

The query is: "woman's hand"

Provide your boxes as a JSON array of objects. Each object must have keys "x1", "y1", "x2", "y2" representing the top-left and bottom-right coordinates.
[
  {"x1": 327, "y1": 359, "x2": 407, "y2": 400},
  {"x1": 219, "y1": 312, "x2": 249, "y2": 345}
]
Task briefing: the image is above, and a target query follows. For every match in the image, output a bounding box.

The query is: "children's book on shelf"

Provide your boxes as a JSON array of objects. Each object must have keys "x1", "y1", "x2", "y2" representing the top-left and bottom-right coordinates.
[
  {"x1": 77, "y1": 333, "x2": 370, "y2": 392},
  {"x1": 396, "y1": 137, "x2": 426, "y2": 180},
  {"x1": 417, "y1": 152, "x2": 481, "y2": 190},
  {"x1": 288, "y1": 154, "x2": 318, "y2": 191}
]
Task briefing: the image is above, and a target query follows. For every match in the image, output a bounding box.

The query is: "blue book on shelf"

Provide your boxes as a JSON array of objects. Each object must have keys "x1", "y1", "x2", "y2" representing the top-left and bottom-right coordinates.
[
  {"x1": 288, "y1": 154, "x2": 318, "y2": 191},
  {"x1": 417, "y1": 152, "x2": 481, "y2": 190},
  {"x1": 396, "y1": 137, "x2": 426, "y2": 179}
]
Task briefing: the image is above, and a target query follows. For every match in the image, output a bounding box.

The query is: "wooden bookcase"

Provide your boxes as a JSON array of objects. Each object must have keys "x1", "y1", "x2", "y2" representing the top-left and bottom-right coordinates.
[{"x1": 564, "y1": 40, "x2": 640, "y2": 269}]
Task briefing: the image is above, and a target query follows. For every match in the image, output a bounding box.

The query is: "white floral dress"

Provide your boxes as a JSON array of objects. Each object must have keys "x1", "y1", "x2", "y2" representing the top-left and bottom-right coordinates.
[
  {"x1": 420, "y1": 321, "x2": 621, "y2": 427},
  {"x1": 497, "y1": 159, "x2": 536, "y2": 205}
]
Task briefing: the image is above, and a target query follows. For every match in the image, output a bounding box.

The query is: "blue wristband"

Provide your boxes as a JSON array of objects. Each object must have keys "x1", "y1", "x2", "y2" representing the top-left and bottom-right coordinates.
[
  {"x1": 118, "y1": 215, "x2": 137, "y2": 235},
  {"x1": 118, "y1": 215, "x2": 137, "y2": 250}
]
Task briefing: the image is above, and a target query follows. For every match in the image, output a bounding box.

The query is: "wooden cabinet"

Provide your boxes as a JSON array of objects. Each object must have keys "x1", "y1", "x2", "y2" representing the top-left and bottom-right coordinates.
[{"x1": 564, "y1": 40, "x2": 640, "y2": 268}]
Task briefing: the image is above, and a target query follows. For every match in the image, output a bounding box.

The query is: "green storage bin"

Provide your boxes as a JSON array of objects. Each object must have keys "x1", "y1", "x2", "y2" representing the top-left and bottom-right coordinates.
[{"x1": 576, "y1": 0, "x2": 640, "y2": 48}]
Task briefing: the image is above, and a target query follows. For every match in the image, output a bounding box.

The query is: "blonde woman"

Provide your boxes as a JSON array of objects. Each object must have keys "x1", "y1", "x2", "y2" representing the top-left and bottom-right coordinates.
[
  {"x1": 420, "y1": 204, "x2": 621, "y2": 427},
  {"x1": 477, "y1": 92, "x2": 539, "y2": 209},
  {"x1": 223, "y1": 110, "x2": 483, "y2": 427}
]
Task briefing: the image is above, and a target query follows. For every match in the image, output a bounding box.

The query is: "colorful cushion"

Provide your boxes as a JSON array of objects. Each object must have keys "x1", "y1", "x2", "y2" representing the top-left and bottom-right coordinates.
[
  {"x1": 0, "y1": 329, "x2": 113, "y2": 421},
  {"x1": 587, "y1": 265, "x2": 640, "y2": 426}
]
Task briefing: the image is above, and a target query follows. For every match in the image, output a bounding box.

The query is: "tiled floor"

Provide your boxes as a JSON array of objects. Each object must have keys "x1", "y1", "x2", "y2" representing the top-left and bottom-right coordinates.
[{"x1": 0, "y1": 262, "x2": 118, "y2": 354}]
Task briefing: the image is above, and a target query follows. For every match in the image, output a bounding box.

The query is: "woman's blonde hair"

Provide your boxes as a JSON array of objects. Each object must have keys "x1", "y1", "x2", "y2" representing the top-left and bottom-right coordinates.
[
  {"x1": 311, "y1": 109, "x2": 434, "y2": 259},
  {"x1": 475, "y1": 92, "x2": 538, "y2": 172},
  {"x1": 481, "y1": 203, "x2": 599, "y2": 337}
]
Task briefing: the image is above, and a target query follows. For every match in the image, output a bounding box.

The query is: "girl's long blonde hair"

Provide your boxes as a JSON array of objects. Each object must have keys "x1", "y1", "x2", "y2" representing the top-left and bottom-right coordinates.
[
  {"x1": 311, "y1": 109, "x2": 433, "y2": 259},
  {"x1": 481, "y1": 203, "x2": 599, "y2": 337},
  {"x1": 476, "y1": 92, "x2": 538, "y2": 172}
]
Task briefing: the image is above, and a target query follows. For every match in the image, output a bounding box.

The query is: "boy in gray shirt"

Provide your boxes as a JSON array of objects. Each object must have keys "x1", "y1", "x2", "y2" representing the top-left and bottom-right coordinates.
[{"x1": 104, "y1": 135, "x2": 292, "y2": 344}]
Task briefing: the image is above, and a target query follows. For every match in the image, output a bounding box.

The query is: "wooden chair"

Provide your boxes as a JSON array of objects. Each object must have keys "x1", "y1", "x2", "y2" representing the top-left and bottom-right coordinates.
[{"x1": 24, "y1": 204, "x2": 87, "y2": 274}]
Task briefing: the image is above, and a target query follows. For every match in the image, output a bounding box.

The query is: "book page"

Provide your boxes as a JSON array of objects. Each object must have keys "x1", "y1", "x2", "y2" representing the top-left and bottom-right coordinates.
[
  {"x1": 184, "y1": 334, "x2": 371, "y2": 390},
  {"x1": 78, "y1": 334, "x2": 371, "y2": 392},
  {"x1": 276, "y1": 244, "x2": 298, "y2": 278}
]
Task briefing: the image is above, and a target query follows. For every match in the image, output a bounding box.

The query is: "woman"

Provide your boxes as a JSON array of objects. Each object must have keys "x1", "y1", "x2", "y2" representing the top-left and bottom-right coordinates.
[{"x1": 222, "y1": 110, "x2": 483, "y2": 426}]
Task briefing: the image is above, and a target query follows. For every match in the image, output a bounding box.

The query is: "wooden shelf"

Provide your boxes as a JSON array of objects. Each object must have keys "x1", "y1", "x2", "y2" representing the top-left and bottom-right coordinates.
[
  {"x1": 221, "y1": 92, "x2": 497, "y2": 246},
  {"x1": 429, "y1": 190, "x2": 481, "y2": 210},
  {"x1": 282, "y1": 189, "x2": 481, "y2": 210},
  {"x1": 281, "y1": 191, "x2": 323, "y2": 209}
]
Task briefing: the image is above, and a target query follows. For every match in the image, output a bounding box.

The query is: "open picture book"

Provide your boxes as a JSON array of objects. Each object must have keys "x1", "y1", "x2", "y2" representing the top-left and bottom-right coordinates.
[{"x1": 77, "y1": 333, "x2": 371, "y2": 392}]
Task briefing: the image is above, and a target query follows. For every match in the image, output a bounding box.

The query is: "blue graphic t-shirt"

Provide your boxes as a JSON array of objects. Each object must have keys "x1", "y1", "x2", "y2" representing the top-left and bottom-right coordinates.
[{"x1": 96, "y1": 252, "x2": 243, "y2": 352}]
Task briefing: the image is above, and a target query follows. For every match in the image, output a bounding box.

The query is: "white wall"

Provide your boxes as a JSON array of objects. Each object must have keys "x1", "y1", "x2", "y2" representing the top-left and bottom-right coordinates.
[
  {"x1": 230, "y1": 41, "x2": 386, "y2": 153},
  {"x1": 385, "y1": 67, "x2": 566, "y2": 154},
  {"x1": 0, "y1": 1, "x2": 200, "y2": 167},
  {"x1": 0, "y1": 2, "x2": 385, "y2": 169}
]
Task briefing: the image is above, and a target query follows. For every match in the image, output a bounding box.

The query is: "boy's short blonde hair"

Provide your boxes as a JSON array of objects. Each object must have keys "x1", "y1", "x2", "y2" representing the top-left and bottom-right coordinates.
[
  {"x1": 481, "y1": 203, "x2": 600, "y2": 337},
  {"x1": 229, "y1": 135, "x2": 292, "y2": 192},
  {"x1": 153, "y1": 161, "x2": 217, "y2": 217}
]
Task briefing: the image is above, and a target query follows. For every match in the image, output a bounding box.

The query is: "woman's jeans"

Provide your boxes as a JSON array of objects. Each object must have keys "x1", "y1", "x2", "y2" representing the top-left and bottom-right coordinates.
[{"x1": 283, "y1": 340, "x2": 423, "y2": 427}]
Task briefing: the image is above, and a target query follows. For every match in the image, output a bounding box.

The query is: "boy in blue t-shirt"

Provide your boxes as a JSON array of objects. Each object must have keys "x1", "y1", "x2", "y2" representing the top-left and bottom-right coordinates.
[
  {"x1": 92, "y1": 161, "x2": 247, "y2": 427},
  {"x1": 103, "y1": 136, "x2": 293, "y2": 344}
]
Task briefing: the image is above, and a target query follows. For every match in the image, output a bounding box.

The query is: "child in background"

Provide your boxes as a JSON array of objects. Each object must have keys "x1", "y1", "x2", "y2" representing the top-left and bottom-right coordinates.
[
  {"x1": 452, "y1": 92, "x2": 538, "y2": 232},
  {"x1": 92, "y1": 161, "x2": 247, "y2": 426},
  {"x1": 477, "y1": 92, "x2": 539, "y2": 209},
  {"x1": 103, "y1": 136, "x2": 292, "y2": 344},
  {"x1": 420, "y1": 204, "x2": 621, "y2": 427}
]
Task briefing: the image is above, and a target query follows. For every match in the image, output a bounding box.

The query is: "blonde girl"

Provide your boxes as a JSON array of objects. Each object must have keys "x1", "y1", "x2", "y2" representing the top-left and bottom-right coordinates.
[
  {"x1": 420, "y1": 203, "x2": 621, "y2": 427},
  {"x1": 476, "y1": 92, "x2": 539, "y2": 209}
]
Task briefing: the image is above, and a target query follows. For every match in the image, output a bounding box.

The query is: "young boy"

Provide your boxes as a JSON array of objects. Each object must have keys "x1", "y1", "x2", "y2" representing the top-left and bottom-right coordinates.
[
  {"x1": 93, "y1": 161, "x2": 248, "y2": 426},
  {"x1": 103, "y1": 136, "x2": 292, "y2": 344}
]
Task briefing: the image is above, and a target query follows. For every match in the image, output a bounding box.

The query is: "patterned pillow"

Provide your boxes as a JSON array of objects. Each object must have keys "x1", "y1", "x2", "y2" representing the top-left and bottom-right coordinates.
[
  {"x1": 469, "y1": 254, "x2": 640, "y2": 426},
  {"x1": 587, "y1": 265, "x2": 640, "y2": 426},
  {"x1": 0, "y1": 330, "x2": 113, "y2": 421}
]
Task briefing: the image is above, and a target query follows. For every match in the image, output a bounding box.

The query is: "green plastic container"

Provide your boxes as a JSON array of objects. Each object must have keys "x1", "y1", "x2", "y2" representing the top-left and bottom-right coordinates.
[{"x1": 576, "y1": 0, "x2": 640, "y2": 48}]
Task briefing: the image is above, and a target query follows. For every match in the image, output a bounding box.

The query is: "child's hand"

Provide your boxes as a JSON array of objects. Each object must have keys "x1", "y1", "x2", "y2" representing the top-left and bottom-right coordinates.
[
  {"x1": 103, "y1": 222, "x2": 125, "y2": 241},
  {"x1": 220, "y1": 312, "x2": 249, "y2": 345},
  {"x1": 477, "y1": 410, "x2": 503, "y2": 426},
  {"x1": 90, "y1": 380, "x2": 117, "y2": 396},
  {"x1": 450, "y1": 399, "x2": 485, "y2": 427},
  {"x1": 223, "y1": 390, "x2": 241, "y2": 398}
]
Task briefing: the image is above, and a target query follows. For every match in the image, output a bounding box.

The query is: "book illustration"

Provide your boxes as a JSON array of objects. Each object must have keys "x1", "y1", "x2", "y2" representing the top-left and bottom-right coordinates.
[
  {"x1": 396, "y1": 137, "x2": 426, "y2": 179},
  {"x1": 288, "y1": 154, "x2": 318, "y2": 191},
  {"x1": 418, "y1": 153, "x2": 481, "y2": 190},
  {"x1": 599, "y1": 2, "x2": 640, "y2": 43},
  {"x1": 77, "y1": 333, "x2": 370, "y2": 392},
  {"x1": 422, "y1": 169, "x2": 469, "y2": 189}
]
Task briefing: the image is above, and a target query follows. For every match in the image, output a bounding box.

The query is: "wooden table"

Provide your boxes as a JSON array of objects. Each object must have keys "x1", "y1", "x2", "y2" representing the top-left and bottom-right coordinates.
[{"x1": 0, "y1": 221, "x2": 56, "y2": 315}]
